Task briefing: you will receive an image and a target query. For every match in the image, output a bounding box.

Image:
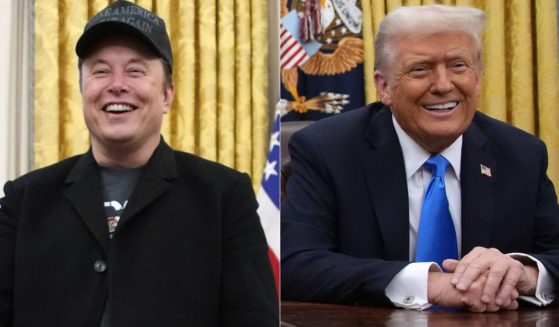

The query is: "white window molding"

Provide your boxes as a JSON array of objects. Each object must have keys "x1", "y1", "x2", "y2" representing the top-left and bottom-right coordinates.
[
  {"x1": 268, "y1": 0, "x2": 280, "y2": 123},
  {"x1": 0, "y1": 0, "x2": 33, "y2": 195}
]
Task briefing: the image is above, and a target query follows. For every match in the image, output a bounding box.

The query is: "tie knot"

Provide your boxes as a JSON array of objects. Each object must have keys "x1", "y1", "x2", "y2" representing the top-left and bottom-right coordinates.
[{"x1": 425, "y1": 154, "x2": 449, "y2": 178}]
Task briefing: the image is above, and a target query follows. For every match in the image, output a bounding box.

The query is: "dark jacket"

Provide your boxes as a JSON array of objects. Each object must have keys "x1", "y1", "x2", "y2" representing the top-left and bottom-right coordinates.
[
  {"x1": 282, "y1": 102, "x2": 559, "y2": 306},
  {"x1": 0, "y1": 140, "x2": 278, "y2": 326}
]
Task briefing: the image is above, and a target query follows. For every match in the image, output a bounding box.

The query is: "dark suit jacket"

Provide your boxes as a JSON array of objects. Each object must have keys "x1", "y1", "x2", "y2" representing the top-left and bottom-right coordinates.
[
  {"x1": 0, "y1": 140, "x2": 278, "y2": 326},
  {"x1": 281, "y1": 102, "x2": 559, "y2": 306}
]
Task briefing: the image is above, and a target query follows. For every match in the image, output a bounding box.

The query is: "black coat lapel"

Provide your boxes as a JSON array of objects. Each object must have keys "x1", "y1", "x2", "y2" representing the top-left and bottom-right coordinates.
[
  {"x1": 460, "y1": 117, "x2": 497, "y2": 254},
  {"x1": 360, "y1": 107, "x2": 409, "y2": 260},
  {"x1": 64, "y1": 151, "x2": 109, "y2": 252},
  {"x1": 117, "y1": 140, "x2": 178, "y2": 229}
]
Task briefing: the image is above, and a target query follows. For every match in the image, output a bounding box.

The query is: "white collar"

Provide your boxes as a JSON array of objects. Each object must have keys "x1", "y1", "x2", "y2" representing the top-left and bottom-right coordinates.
[{"x1": 392, "y1": 114, "x2": 462, "y2": 180}]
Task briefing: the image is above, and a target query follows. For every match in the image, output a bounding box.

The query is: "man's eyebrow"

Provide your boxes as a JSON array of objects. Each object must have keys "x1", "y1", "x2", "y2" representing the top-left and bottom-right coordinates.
[
  {"x1": 87, "y1": 57, "x2": 150, "y2": 65},
  {"x1": 402, "y1": 57, "x2": 434, "y2": 67},
  {"x1": 127, "y1": 57, "x2": 150, "y2": 65},
  {"x1": 402, "y1": 52, "x2": 473, "y2": 67},
  {"x1": 87, "y1": 58, "x2": 109, "y2": 66}
]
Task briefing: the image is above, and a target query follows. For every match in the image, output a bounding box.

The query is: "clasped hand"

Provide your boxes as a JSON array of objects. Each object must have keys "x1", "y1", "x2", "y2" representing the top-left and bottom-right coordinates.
[{"x1": 428, "y1": 247, "x2": 538, "y2": 312}]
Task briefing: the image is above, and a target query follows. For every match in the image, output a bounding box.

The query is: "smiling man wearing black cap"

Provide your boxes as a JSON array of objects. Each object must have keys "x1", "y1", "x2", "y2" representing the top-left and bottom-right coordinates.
[{"x1": 0, "y1": 1, "x2": 278, "y2": 326}]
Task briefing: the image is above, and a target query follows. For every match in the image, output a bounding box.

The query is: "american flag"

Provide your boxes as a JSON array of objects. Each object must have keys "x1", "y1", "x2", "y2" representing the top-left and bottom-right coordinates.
[
  {"x1": 280, "y1": 23, "x2": 310, "y2": 69},
  {"x1": 480, "y1": 164, "x2": 492, "y2": 177},
  {"x1": 280, "y1": 10, "x2": 322, "y2": 70},
  {"x1": 257, "y1": 110, "x2": 281, "y2": 291}
]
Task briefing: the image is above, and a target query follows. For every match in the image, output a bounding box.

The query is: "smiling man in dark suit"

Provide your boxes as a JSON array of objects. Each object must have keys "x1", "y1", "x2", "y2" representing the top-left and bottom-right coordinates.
[
  {"x1": 282, "y1": 4, "x2": 559, "y2": 312},
  {"x1": 0, "y1": 1, "x2": 277, "y2": 326}
]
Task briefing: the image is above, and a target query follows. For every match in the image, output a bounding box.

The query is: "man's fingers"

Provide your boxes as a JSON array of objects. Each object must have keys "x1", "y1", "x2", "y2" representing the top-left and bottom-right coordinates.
[
  {"x1": 484, "y1": 301, "x2": 501, "y2": 312},
  {"x1": 512, "y1": 288, "x2": 519, "y2": 299},
  {"x1": 516, "y1": 264, "x2": 539, "y2": 295},
  {"x1": 502, "y1": 299, "x2": 519, "y2": 311},
  {"x1": 460, "y1": 271, "x2": 489, "y2": 312},
  {"x1": 440, "y1": 247, "x2": 528, "y2": 312},
  {"x1": 454, "y1": 248, "x2": 510, "y2": 293},
  {"x1": 479, "y1": 260, "x2": 508, "y2": 303},
  {"x1": 492, "y1": 261, "x2": 523, "y2": 305},
  {"x1": 455, "y1": 261, "x2": 486, "y2": 291},
  {"x1": 443, "y1": 259, "x2": 459, "y2": 272},
  {"x1": 451, "y1": 247, "x2": 486, "y2": 287},
  {"x1": 465, "y1": 303, "x2": 487, "y2": 313}
]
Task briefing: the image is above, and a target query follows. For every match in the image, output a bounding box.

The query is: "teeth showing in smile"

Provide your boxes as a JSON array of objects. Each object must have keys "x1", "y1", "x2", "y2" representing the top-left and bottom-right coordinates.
[
  {"x1": 104, "y1": 104, "x2": 134, "y2": 113},
  {"x1": 423, "y1": 101, "x2": 459, "y2": 111}
]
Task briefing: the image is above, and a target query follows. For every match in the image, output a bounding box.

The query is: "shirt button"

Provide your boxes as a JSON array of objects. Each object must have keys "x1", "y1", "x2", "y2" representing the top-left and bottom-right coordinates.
[{"x1": 93, "y1": 260, "x2": 107, "y2": 273}]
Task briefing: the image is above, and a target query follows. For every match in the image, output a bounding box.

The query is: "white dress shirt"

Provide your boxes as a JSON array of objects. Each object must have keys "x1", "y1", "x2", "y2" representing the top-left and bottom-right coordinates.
[{"x1": 385, "y1": 115, "x2": 555, "y2": 309}]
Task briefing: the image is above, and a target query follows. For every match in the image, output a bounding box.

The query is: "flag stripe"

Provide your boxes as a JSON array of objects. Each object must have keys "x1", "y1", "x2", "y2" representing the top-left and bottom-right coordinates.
[
  {"x1": 280, "y1": 38, "x2": 299, "y2": 59},
  {"x1": 257, "y1": 188, "x2": 280, "y2": 254},
  {"x1": 281, "y1": 49, "x2": 308, "y2": 69},
  {"x1": 268, "y1": 248, "x2": 280, "y2": 295},
  {"x1": 257, "y1": 110, "x2": 280, "y2": 290},
  {"x1": 291, "y1": 52, "x2": 309, "y2": 68}
]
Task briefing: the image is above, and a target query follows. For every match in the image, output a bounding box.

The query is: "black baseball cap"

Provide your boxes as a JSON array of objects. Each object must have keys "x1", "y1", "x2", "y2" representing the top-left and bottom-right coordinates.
[{"x1": 75, "y1": 0, "x2": 173, "y2": 73}]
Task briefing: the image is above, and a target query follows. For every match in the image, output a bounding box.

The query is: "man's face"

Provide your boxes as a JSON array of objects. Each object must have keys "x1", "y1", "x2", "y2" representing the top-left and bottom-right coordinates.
[
  {"x1": 374, "y1": 31, "x2": 481, "y2": 153},
  {"x1": 81, "y1": 34, "x2": 173, "y2": 151}
]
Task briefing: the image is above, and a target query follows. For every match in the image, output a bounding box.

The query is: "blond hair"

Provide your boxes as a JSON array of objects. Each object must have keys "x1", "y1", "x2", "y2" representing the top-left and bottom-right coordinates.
[{"x1": 374, "y1": 5, "x2": 486, "y2": 72}]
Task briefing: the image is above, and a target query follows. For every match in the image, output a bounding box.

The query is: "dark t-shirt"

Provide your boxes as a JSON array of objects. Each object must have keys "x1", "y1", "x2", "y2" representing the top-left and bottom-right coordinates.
[{"x1": 99, "y1": 166, "x2": 142, "y2": 327}]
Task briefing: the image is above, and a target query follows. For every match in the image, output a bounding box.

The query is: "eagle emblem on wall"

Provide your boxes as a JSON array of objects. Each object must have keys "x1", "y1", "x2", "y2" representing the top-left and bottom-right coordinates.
[{"x1": 280, "y1": 0, "x2": 364, "y2": 116}]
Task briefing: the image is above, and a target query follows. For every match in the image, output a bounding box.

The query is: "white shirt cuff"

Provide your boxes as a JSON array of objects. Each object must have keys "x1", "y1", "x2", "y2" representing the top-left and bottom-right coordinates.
[
  {"x1": 508, "y1": 253, "x2": 556, "y2": 306},
  {"x1": 385, "y1": 262, "x2": 439, "y2": 310}
]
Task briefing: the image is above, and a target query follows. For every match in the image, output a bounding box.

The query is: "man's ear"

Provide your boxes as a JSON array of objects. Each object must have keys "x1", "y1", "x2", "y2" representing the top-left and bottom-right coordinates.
[
  {"x1": 374, "y1": 71, "x2": 392, "y2": 106},
  {"x1": 162, "y1": 84, "x2": 175, "y2": 114}
]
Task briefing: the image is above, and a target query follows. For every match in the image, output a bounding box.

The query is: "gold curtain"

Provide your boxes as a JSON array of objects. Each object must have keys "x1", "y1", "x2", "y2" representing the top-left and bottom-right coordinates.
[
  {"x1": 34, "y1": 0, "x2": 269, "y2": 188},
  {"x1": 362, "y1": 0, "x2": 559, "y2": 188}
]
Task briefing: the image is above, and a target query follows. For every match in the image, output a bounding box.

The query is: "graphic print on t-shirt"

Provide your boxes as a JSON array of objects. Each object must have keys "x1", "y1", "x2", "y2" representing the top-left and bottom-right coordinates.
[
  {"x1": 104, "y1": 200, "x2": 128, "y2": 237},
  {"x1": 100, "y1": 166, "x2": 141, "y2": 238}
]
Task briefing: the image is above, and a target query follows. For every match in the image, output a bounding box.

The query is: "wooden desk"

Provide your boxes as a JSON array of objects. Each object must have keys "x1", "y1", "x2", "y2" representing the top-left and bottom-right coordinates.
[{"x1": 281, "y1": 301, "x2": 559, "y2": 326}]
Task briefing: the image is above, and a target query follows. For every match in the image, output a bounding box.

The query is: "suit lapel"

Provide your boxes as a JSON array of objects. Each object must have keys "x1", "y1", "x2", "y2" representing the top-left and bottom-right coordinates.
[
  {"x1": 460, "y1": 117, "x2": 497, "y2": 254},
  {"x1": 117, "y1": 140, "x2": 178, "y2": 229},
  {"x1": 64, "y1": 151, "x2": 109, "y2": 252},
  {"x1": 360, "y1": 107, "x2": 410, "y2": 260}
]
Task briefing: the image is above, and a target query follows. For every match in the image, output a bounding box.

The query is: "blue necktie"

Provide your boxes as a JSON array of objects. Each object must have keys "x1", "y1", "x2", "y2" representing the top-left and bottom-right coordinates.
[{"x1": 415, "y1": 154, "x2": 458, "y2": 267}]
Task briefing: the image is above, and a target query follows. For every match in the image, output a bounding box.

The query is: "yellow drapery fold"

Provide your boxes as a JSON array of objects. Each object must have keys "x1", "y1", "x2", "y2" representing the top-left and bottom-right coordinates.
[
  {"x1": 34, "y1": 0, "x2": 269, "y2": 188},
  {"x1": 361, "y1": 0, "x2": 559, "y2": 188},
  {"x1": 535, "y1": 0, "x2": 559, "y2": 189}
]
